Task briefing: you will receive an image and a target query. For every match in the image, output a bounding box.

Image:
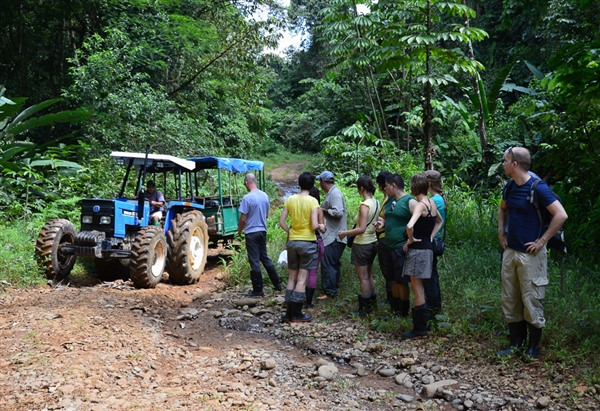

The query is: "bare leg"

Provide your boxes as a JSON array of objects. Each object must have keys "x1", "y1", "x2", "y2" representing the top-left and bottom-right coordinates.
[
  {"x1": 287, "y1": 269, "x2": 299, "y2": 291},
  {"x1": 294, "y1": 269, "x2": 308, "y2": 293},
  {"x1": 410, "y1": 277, "x2": 426, "y2": 307},
  {"x1": 355, "y1": 265, "x2": 372, "y2": 295}
]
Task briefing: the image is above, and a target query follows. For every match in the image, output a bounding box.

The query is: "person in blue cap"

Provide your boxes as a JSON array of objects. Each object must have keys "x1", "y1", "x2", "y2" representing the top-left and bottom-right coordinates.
[{"x1": 315, "y1": 170, "x2": 348, "y2": 301}]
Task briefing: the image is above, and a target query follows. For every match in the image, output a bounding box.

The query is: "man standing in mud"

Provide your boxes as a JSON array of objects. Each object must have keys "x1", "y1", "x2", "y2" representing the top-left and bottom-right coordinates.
[
  {"x1": 316, "y1": 171, "x2": 347, "y2": 301},
  {"x1": 238, "y1": 173, "x2": 282, "y2": 297}
]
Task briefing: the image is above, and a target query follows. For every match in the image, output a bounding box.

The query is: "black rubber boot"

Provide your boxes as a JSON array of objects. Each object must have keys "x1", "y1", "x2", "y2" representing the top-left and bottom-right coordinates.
[
  {"x1": 402, "y1": 304, "x2": 429, "y2": 339},
  {"x1": 291, "y1": 302, "x2": 312, "y2": 322},
  {"x1": 350, "y1": 295, "x2": 367, "y2": 316},
  {"x1": 367, "y1": 294, "x2": 377, "y2": 314},
  {"x1": 400, "y1": 299, "x2": 410, "y2": 318},
  {"x1": 385, "y1": 290, "x2": 394, "y2": 307},
  {"x1": 281, "y1": 290, "x2": 293, "y2": 323},
  {"x1": 305, "y1": 287, "x2": 316, "y2": 308},
  {"x1": 524, "y1": 324, "x2": 542, "y2": 360},
  {"x1": 390, "y1": 297, "x2": 401, "y2": 317},
  {"x1": 496, "y1": 320, "x2": 527, "y2": 357}
]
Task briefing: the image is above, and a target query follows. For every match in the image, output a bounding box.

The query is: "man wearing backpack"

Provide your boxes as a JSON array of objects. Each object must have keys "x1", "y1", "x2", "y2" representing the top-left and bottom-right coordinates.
[{"x1": 497, "y1": 147, "x2": 568, "y2": 360}]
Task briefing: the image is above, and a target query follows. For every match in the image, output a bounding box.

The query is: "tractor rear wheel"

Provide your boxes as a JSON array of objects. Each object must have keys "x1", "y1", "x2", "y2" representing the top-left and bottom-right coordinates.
[
  {"x1": 35, "y1": 219, "x2": 77, "y2": 281},
  {"x1": 167, "y1": 210, "x2": 208, "y2": 285},
  {"x1": 130, "y1": 226, "x2": 167, "y2": 288}
]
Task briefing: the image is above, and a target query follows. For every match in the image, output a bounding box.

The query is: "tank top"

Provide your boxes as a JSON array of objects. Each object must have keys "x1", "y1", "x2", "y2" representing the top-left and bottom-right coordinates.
[{"x1": 409, "y1": 199, "x2": 437, "y2": 250}]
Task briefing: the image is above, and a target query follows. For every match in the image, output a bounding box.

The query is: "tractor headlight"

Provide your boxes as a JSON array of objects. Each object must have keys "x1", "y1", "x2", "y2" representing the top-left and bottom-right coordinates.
[
  {"x1": 82, "y1": 215, "x2": 93, "y2": 224},
  {"x1": 100, "y1": 216, "x2": 111, "y2": 224}
]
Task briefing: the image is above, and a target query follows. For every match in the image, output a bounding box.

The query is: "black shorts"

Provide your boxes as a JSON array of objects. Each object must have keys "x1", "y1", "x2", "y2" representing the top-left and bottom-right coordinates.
[{"x1": 387, "y1": 246, "x2": 410, "y2": 284}]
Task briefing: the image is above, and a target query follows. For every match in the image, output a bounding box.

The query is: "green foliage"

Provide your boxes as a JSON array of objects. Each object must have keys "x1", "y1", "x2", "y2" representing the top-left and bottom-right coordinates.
[
  {"x1": 0, "y1": 222, "x2": 46, "y2": 287},
  {"x1": 0, "y1": 90, "x2": 92, "y2": 220},
  {"x1": 318, "y1": 121, "x2": 420, "y2": 184}
]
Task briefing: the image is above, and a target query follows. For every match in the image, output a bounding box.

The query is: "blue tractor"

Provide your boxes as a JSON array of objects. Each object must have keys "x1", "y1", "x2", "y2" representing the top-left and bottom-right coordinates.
[{"x1": 34, "y1": 150, "x2": 264, "y2": 288}]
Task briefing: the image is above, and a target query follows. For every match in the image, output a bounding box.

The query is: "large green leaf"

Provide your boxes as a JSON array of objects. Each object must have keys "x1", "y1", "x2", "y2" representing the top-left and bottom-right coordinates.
[
  {"x1": 524, "y1": 60, "x2": 545, "y2": 80},
  {"x1": 487, "y1": 62, "x2": 517, "y2": 116},
  {"x1": 5, "y1": 109, "x2": 91, "y2": 139}
]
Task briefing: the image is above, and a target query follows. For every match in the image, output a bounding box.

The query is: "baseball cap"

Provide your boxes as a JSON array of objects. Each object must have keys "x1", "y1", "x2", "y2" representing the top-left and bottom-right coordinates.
[
  {"x1": 424, "y1": 170, "x2": 441, "y2": 182},
  {"x1": 316, "y1": 171, "x2": 334, "y2": 183}
]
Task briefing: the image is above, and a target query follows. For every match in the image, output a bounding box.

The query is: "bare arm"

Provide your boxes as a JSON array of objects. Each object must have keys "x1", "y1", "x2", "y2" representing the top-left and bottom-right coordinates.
[
  {"x1": 404, "y1": 202, "x2": 426, "y2": 249},
  {"x1": 279, "y1": 207, "x2": 290, "y2": 233},
  {"x1": 310, "y1": 207, "x2": 321, "y2": 231},
  {"x1": 237, "y1": 213, "x2": 247, "y2": 235},
  {"x1": 525, "y1": 200, "x2": 568, "y2": 254},
  {"x1": 498, "y1": 200, "x2": 508, "y2": 251},
  {"x1": 317, "y1": 208, "x2": 326, "y2": 233}
]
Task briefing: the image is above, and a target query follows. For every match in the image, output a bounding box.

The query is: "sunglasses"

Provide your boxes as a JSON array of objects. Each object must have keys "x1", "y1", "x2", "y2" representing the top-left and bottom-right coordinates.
[
  {"x1": 390, "y1": 200, "x2": 397, "y2": 213},
  {"x1": 502, "y1": 146, "x2": 517, "y2": 165}
]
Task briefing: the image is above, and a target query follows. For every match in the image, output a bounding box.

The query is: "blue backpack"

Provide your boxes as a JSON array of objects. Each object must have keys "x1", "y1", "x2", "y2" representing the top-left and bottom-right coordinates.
[{"x1": 502, "y1": 176, "x2": 566, "y2": 253}]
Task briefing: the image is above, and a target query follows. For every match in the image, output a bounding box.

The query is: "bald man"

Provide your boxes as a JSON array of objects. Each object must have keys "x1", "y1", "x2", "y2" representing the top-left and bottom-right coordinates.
[
  {"x1": 497, "y1": 147, "x2": 568, "y2": 360},
  {"x1": 237, "y1": 173, "x2": 282, "y2": 296}
]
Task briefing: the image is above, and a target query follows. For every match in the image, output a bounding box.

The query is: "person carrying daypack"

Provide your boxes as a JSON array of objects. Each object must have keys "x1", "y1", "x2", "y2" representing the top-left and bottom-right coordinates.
[
  {"x1": 503, "y1": 171, "x2": 567, "y2": 254},
  {"x1": 497, "y1": 147, "x2": 568, "y2": 360}
]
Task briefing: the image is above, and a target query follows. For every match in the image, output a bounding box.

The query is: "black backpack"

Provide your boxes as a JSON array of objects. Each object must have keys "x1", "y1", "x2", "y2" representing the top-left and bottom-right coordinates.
[{"x1": 502, "y1": 177, "x2": 567, "y2": 253}]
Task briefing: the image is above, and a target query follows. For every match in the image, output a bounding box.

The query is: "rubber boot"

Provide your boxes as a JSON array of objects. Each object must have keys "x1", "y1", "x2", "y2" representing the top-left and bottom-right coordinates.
[
  {"x1": 367, "y1": 294, "x2": 377, "y2": 314},
  {"x1": 524, "y1": 324, "x2": 542, "y2": 360},
  {"x1": 305, "y1": 287, "x2": 316, "y2": 308},
  {"x1": 385, "y1": 290, "x2": 393, "y2": 307},
  {"x1": 402, "y1": 304, "x2": 429, "y2": 339},
  {"x1": 496, "y1": 320, "x2": 527, "y2": 357},
  {"x1": 390, "y1": 297, "x2": 401, "y2": 317},
  {"x1": 350, "y1": 296, "x2": 367, "y2": 316},
  {"x1": 291, "y1": 302, "x2": 312, "y2": 322},
  {"x1": 281, "y1": 290, "x2": 293, "y2": 323},
  {"x1": 400, "y1": 299, "x2": 410, "y2": 318}
]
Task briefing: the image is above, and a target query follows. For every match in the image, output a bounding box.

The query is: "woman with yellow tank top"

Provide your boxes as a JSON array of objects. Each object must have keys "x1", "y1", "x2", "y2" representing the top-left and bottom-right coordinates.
[{"x1": 279, "y1": 172, "x2": 326, "y2": 322}]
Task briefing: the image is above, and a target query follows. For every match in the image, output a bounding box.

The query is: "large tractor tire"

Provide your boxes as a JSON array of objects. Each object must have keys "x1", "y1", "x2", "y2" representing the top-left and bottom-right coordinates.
[
  {"x1": 167, "y1": 210, "x2": 209, "y2": 285},
  {"x1": 35, "y1": 219, "x2": 77, "y2": 281},
  {"x1": 130, "y1": 226, "x2": 167, "y2": 288},
  {"x1": 94, "y1": 258, "x2": 130, "y2": 281}
]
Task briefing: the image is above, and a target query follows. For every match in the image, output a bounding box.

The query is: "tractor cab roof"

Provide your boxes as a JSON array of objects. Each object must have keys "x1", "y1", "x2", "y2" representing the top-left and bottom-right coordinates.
[
  {"x1": 110, "y1": 152, "x2": 195, "y2": 173},
  {"x1": 187, "y1": 156, "x2": 264, "y2": 173}
]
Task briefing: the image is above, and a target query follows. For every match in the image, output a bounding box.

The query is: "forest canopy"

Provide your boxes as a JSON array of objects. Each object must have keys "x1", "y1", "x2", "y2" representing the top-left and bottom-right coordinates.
[{"x1": 1, "y1": 0, "x2": 599, "y2": 256}]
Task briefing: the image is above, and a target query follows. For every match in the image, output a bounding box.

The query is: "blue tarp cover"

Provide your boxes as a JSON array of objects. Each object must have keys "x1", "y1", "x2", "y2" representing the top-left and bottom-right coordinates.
[{"x1": 187, "y1": 156, "x2": 264, "y2": 173}]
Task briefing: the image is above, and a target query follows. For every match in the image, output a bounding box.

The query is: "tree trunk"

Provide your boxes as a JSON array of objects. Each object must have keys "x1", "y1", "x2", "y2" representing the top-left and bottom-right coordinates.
[
  {"x1": 464, "y1": 0, "x2": 487, "y2": 163},
  {"x1": 424, "y1": 0, "x2": 434, "y2": 170}
]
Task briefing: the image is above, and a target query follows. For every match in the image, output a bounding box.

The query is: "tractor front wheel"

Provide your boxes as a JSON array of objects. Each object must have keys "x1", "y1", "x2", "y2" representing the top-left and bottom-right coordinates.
[
  {"x1": 130, "y1": 226, "x2": 167, "y2": 288},
  {"x1": 167, "y1": 210, "x2": 208, "y2": 285},
  {"x1": 35, "y1": 219, "x2": 77, "y2": 281}
]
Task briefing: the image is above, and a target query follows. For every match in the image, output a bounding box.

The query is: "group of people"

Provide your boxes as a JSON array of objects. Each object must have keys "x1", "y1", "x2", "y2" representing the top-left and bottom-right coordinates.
[
  {"x1": 237, "y1": 146, "x2": 567, "y2": 357},
  {"x1": 237, "y1": 168, "x2": 448, "y2": 336}
]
